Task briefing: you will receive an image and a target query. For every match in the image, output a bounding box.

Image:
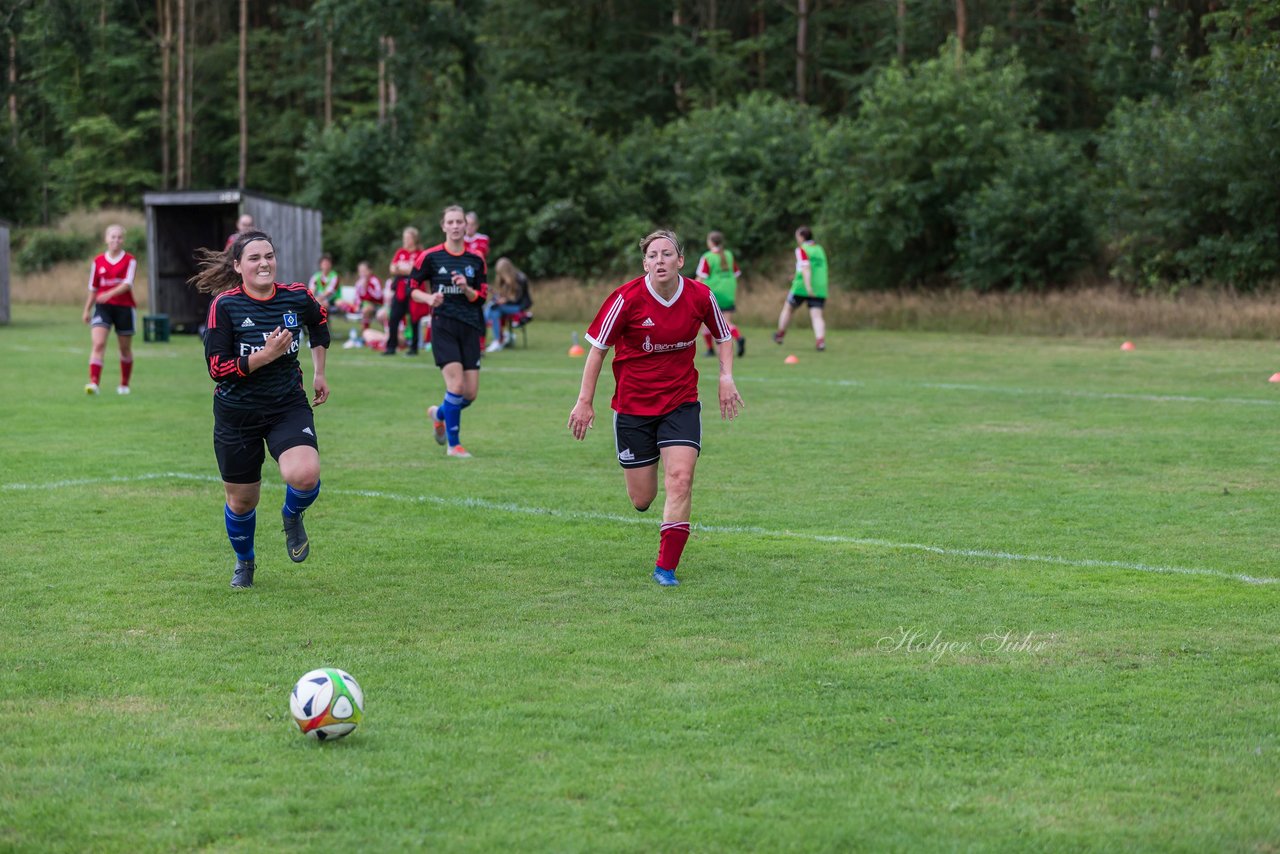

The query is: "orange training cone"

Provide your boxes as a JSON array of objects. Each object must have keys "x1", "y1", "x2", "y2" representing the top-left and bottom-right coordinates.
[
  {"x1": 1120, "y1": 341, "x2": 1136, "y2": 351},
  {"x1": 568, "y1": 332, "x2": 585, "y2": 357},
  {"x1": 784, "y1": 354, "x2": 800, "y2": 365}
]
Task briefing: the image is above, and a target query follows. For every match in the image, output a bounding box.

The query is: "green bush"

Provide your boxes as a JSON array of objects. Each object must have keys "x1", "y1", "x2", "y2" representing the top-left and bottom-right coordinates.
[
  {"x1": 1098, "y1": 48, "x2": 1280, "y2": 289},
  {"x1": 54, "y1": 116, "x2": 157, "y2": 211},
  {"x1": 661, "y1": 92, "x2": 827, "y2": 268},
  {"x1": 953, "y1": 134, "x2": 1096, "y2": 290},
  {"x1": 324, "y1": 201, "x2": 416, "y2": 273},
  {"x1": 404, "y1": 83, "x2": 635, "y2": 278},
  {"x1": 0, "y1": 135, "x2": 42, "y2": 224},
  {"x1": 297, "y1": 121, "x2": 406, "y2": 220},
  {"x1": 817, "y1": 37, "x2": 1042, "y2": 288},
  {"x1": 15, "y1": 229, "x2": 96, "y2": 274}
]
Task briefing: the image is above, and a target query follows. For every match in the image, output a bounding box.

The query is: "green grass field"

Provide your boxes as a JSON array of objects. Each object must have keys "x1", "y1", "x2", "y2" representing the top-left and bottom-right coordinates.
[{"x1": 2, "y1": 306, "x2": 1278, "y2": 852}]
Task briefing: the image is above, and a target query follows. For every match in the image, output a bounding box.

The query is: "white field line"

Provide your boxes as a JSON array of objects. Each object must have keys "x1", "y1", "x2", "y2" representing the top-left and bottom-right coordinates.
[{"x1": 3, "y1": 471, "x2": 1274, "y2": 586}]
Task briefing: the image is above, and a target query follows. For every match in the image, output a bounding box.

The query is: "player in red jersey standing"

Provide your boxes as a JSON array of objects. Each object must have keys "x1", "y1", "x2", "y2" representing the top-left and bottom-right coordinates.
[
  {"x1": 385, "y1": 226, "x2": 423, "y2": 356},
  {"x1": 82, "y1": 224, "x2": 138, "y2": 395},
  {"x1": 412, "y1": 205, "x2": 489, "y2": 458},
  {"x1": 464, "y1": 211, "x2": 490, "y2": 261},
  {"x1": 191, "y1": 231, "x2": 331, "y2": 589},
  {"x1": 568, "y1": 230, "x2": 744, "y2": 587}
]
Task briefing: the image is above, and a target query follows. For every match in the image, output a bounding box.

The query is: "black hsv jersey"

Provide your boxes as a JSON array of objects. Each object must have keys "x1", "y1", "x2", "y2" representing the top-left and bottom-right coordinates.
[
  {"x1": 205, "y1": 282, "x2": 330, "y2": 411},
  {"x1": 409, "y1": 244, "x2": 488, "y2": 330}
]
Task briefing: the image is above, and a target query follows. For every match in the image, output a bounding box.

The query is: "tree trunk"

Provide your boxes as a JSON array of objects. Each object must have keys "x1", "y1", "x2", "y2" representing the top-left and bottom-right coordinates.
[
  {"x1": 795, "y1": 0, "x2": 808, "y2": 103},
  {"x1": 7, "y1": 30, "x2": 16, "y2": 146},
  {"x1": 755, "y1": 0, "x2": 765, "y2": 86},
  {"x1": 158, "y1": 0, "x2": 171, "y2": 188},
  {"x1": 176, "y1": 0, "x2": 186, "y2": 188},
  {"x1": 377, "y1": 36, "x2": 386, "y2": 125},
  {"x1": 672, "y1": 1, "x2": 685, "y2": 109},
  {"x1": 238, "y1": 0, "x2": 246, "y2": 187},
  {"x1": 184, "y1": 0, "x2": 193, "y2": 187},
  {"x1": 386, "y1": 35, "x2": 397, "y2": 126},
  {"x1": 897, "y1": 0, "x2": 906, "y2": 62},
  {"x1": 323, "y1": 25, "x2": 333, "y2": 129},
  {"x1": 1148, "y1": 5, "x2": 1163, "y2": 60},
  {"x1": 956, "y1": 0, "x2": 967, "y2": 67}
]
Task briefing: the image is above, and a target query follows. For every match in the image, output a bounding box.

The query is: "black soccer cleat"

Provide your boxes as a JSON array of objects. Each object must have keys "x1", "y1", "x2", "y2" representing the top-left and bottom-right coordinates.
[
  {"x1": 282, "y1": 511, "x2": 310, "y2": 563},
  {"x1": 736, "y1": 336, "x2": 746, "y2": 358},
  {"x1": 230, "y1": 559, "x2": 255, "y2": 589}
]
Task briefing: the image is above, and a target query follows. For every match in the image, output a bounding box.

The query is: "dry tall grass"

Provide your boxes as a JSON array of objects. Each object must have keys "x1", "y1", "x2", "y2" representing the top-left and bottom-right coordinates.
[
  {"x1": 530, "y1": 277, "x2": 1280, "y2": 340},
  {"x1": 14, "y1": 258, "x2": 150, "y2": 309},
  {"x1": 9, "y1": 211, "x2": 1280, "y2": 339},
  {"x1": 9, "y1": 209, "x2": 150, "y2": 309}
]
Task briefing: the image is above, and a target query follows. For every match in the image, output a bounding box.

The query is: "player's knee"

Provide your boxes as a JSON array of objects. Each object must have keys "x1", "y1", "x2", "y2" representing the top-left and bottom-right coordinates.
[
  {"x1": 665, "y1": 468, "x2": 694, "y2": 498},
  {"x1": 295, "y1": 469, "x2": 320, "y2": 491},
  {"x1": 226, "y1": 498, "x2": 255, "y2": 515}
]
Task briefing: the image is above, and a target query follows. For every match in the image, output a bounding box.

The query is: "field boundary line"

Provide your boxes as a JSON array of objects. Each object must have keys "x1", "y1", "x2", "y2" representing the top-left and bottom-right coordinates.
[{"x1": 4, "y1": 471, "x2": 1275, "y2": 586}]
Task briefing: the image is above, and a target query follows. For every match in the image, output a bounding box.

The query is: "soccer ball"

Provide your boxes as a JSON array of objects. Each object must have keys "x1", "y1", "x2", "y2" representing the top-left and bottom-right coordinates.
[{"x1": 289, "y1": 667, "x2": 364, "y2": 741}]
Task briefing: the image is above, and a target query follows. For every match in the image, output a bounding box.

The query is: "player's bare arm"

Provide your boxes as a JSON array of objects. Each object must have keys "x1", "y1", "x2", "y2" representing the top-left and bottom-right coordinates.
[
  {"x1": 311, "y1": 345, "x2": 329, "y2": 406},
  {"x1": 717, "y1": 338, "x2": 744, "y2": 420},
  {"x1": 569, "y1": 346, "x2": 606, "y2": 440}
]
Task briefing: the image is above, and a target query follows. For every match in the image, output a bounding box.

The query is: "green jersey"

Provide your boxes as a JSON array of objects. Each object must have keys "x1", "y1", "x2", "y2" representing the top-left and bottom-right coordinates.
[
  {"x1": 309, "y1": 270, "x2": 339, "y2": 305},
  {"x1": 697, "y1": 249, "x2": 739, "y2": 309},
  {"x1": 790, "y1": 241, "x2": 828, "y2": 298}
]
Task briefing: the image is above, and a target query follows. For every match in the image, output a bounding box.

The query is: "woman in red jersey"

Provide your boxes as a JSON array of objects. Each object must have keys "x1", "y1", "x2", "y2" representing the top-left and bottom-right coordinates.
[
  {"x1": 191, "y1": 231, "x2": 331, "y2": 590},
  {"x1": 82, "y1": 224, "x2": 138, "y2": 395},
  {"x1": 384, "y1": 226, "x2": 423, "y2": 356},
  {"x1": 568, "y1": 230, "x2": 744, "y2": 587}
]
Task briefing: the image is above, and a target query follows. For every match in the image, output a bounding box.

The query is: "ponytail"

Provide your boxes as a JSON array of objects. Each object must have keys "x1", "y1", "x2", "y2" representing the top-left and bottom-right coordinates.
[{"x1": 707, "y1": 230, "x2": 727, "y2": 272}]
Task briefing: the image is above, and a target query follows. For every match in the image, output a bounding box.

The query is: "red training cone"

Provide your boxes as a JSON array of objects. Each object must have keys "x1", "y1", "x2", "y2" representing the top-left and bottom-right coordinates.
[
  {"x1": 1269, "y1": 373, "x2": 1280, "y2": 383},
  {"x1": 1120, "y1": 341, "x2": 1136, "y2": 351},
  {"x1": 784, "y1": 354, "x2": 800, "y2": 365}
]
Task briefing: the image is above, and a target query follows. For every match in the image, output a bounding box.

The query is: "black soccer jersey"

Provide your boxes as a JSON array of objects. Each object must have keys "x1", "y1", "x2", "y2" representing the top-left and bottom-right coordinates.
[
  {"x1": 409, "y1": 244, "x2": 488, "y2": 330},
  {"x1": 205, "y1": 282, "x2": 330, "y2": 411}
]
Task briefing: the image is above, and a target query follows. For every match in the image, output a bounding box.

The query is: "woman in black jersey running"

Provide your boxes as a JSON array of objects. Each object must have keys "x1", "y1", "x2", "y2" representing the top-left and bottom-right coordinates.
[{"x1": 192, "y1": 231, "x2": 331, "y2": 589}]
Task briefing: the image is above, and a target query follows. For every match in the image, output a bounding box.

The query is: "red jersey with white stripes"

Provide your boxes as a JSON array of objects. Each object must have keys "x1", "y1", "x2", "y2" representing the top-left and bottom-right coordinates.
[
  {"x1": 88, "y1": 252, "x2": 138, "y2": 308},
  {"x1": 355, "y1": 274, "x2": 383, "y2": 304},
  {"x1": 585, "y1": 275, "x2": 731, "y2": 416}
]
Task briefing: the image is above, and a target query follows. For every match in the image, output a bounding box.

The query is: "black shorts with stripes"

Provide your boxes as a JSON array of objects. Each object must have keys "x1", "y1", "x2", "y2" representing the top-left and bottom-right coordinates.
[{"x1": 613, "y1": 401, "x2": 701, "y2": 469}]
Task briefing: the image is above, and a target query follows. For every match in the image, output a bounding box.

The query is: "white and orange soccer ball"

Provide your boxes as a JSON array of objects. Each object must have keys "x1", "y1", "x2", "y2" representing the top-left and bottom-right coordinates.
[{"x1": 289, "y1": 668, "x2": 364, "y2": 741}]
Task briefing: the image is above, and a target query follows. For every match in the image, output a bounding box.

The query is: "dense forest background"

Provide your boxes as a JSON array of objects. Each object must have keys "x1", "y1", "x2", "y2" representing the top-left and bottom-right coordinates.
[{"x1": 1, "y1": 0, "x2": 1278, "y2": 290}]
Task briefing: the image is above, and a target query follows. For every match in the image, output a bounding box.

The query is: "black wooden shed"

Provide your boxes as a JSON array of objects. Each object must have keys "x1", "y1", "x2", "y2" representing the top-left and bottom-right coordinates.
[
  {"x1": 143, "y1": 190, "x2": 322, "y2": 331},
  {"x1": 0, "y1": 219, "x2": 10, "y2": 326}
]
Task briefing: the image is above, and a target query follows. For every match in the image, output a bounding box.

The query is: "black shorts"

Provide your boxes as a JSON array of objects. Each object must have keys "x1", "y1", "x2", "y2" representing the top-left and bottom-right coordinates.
[
  {"x1": 431, "y1": 314, "x2": 482, "y2": 370},
  {"x1": 613, "y1": 401, "x2": 702, "y2": 469},
  {"x1": 213, "y1": 400, "x2": 318, "y2": 484},
  {"x1": 786, "y1": 293, "x2": 826, "y2": 310},
  {"x1": 92, "y1": 304, "x2": 136, "y2": 335}
]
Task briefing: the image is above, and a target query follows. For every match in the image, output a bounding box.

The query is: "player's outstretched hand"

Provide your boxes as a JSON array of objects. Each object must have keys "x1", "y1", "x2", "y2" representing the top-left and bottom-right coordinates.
[
  {"x1": 568, "y1": 401, "x2": 594, "y2": 441},
  {"x1": 719, "y1": 377, "x2": 744, "y2": 421}
]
